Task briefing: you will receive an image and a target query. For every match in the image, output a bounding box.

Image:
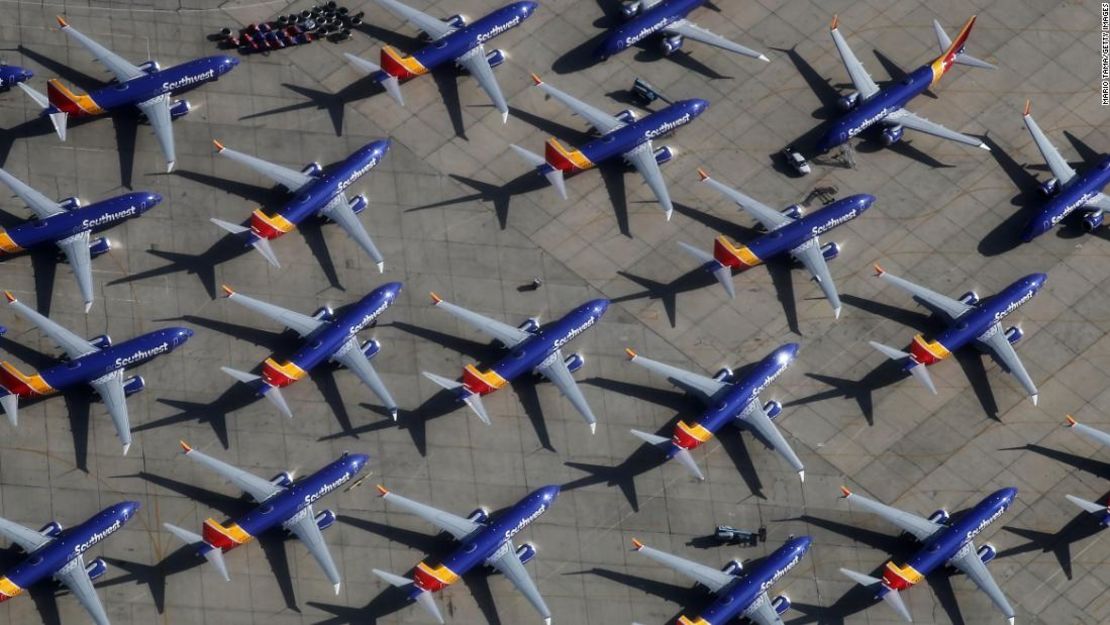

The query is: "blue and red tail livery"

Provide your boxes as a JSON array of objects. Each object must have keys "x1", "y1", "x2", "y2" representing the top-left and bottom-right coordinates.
[{"x1": 593, "y1": 0, "x2": 768, "y2": 63}]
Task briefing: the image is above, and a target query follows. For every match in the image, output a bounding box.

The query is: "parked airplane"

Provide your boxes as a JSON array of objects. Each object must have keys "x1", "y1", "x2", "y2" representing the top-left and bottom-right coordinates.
[
  {"x1": 626, "y1": 343, "x2": 804, "y2": 482},
  {"x1": 0, "y1": 501, "x2": 139, "y2": 625},
  {"x1": 681, "y1": 169, "x2": 874, "y2": 316},
  {"x1": 511, "y1": 73, "x2": 707, "y2": 219},
  {"x1": 372, "y1": 484, "x2": 558, "y2": 624},
  {"x1": 209, "y1": 139, "x2": 390, "y2": 270},
  {"x1": 164, "y1": 442, "x2": 367, "y2": 593},
  {"x1": 0, "y1": 291, "x2": 193, "y2": 453},
  {"x1": 839, "y1": 486, "x2": 1017, "y2": 624},
  {"x1": 345, "y1": 0, "x2": 536, "y2": 122},
  {"x1": 1064, "y1": 415, "x2": 1110, "y2": 525},
  {"x1": 0, "y1": 62, "x2": 32, "y2": 89},
  {"x1": 422, "y1": 293, "x2": 607, "y2": 432},
  {"x1": 868, "y1": 265, "x2": 1044, "y2": 404},
  {"x1": 814, "y1": 15, "x2": 992, "y2": 154},
  {"x1": 0, "y1": 168, "x2": 160, "y2": 312},
  {"x1": 218, "y1": 282, "x2": 402, "y2": 419},
  {"x1": 20, "y1": 17, "x2": 238, "y2": 172},
  {"x1": 1018, "y1": 100, "x2": 1110, "y2": 241},
  {"x1": 631, "y1": 535, "x2": 811, "y2": 625},
  {"x1": 593, "y1": 0, "x2": 769, "y2": 62}
]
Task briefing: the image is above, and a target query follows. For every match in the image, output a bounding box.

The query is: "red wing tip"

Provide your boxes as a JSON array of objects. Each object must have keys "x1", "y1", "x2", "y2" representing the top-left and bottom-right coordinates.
[
  {"x1": 213, "y1": 139, "x2": 225, "y2": 152},
  {"x1": 530, "y1": 72, "x2": 543, "y2": 86},
  {"x1": 3, "y1": 291, "x2": 15, "y2": 303},
  {"x1": 1065, "y1": 415, "x2": 1077, "y2": 427},
  {"x1": 220, "y1": 284, "x2": 234, "y2": 297},
  {"x1": 429, "y1": 292, "x2": 442, "y2": 305},
  {"x1": 56, "y1": 15, "x2": 68, "y2": 28},
  {"x1": 180, "y1": 440, "x2": 192, "y2": 453},
  {"x1": 830, "y1": 14, "x2": 839, "y2": 30},
  {"x1": 624, "y1": 347, "x2": 637, "y2": 360},
  {"x1": 840, "y1": 486, "x2": 852, "y2": 498},
  {"x1": 696, "y1": 168, "x2": 710, "y2": 181},
  {"x1": 631, "y1": 538, "x2": 644, "y2": 550},
  {"x1": 375, "y1": 484, "x2": 389, "y2": 497},
  {"x1": 873, "y1": 263, "x2": 885, "y2": 277},
  {"x1": 1023, "y1": 99, "x2": 1031, "y2": 117}
]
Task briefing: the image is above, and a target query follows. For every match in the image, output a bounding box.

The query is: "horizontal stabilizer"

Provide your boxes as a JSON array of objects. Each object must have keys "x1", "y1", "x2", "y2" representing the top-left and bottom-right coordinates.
[
  {"x1": 677, "y1": 241, "x2": 734, "y2": 298},
  {"x1": 163, "y1": 523, "x2": 230, "y2": 582},
  {"x1": 630, "y1": 428, "x2": 669, "y2": 447},
  {"x1": 510, "y1": 144, "x2": 567, "y2": 199},
  {"x1": 932, "y1": 19, "x2": 995, "y2": 69},
  {"x1": 372, "y1": 569, "x2": 445, "y2": 624},
  {"x1": 1065, "y1": 494, "x2": 1108, "y2": 515},
  {"x1": 17, "y1": 83, "x2": 67, "y2": 140},
  {"x1": 0, "y1": 393, "x2": 17, "y2": 427},
  {"x1": 221, "y1": 367, "x2": 292, "y2": 418},
  {"x1": 869, "y1": 341, "x2": 936, "y2": 394},
  {"x1": 840, "y1": 568, "x2": 912, "y2": 622},
  {"x1": 210, "y1": 218, "x2": 280, "y2": 267},
  {"x1": 422, "y1": 371, "x2": 490, "y2": 424},
  {"x1": 630, "y1": 429, "x2": 704, "y2": 480},
  {"x1": 344, "y1": 54, "x2": 404, "y2": 106}
]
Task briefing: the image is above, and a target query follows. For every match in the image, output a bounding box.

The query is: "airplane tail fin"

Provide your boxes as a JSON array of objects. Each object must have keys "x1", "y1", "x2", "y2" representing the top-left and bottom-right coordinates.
[
  {"x1": 372, "y1": 569, "x2": 445, "y2": 624},
  {"x1": 869, "y1": 341, "x2": 937, "y2": 395},
  {"x1": 18, "y1": 82, "x2": 67, "y2": 140},
  {"x1": 163, "y1": 523, "x2": 231, "y2": 582},
  {"x1": 209, "y1": 218, "x2": 281, "y2": 268},
  {"x1": 839, "y1": 568, "x2": 912, "y2": 622},
  {"x1": 1065, "y1": 494, "x2": 1110, "y2": 525},
  {"x1": 220, "y1": 367, "x2": 292, "y2": 418},
  {"x1": 676, "y1": 241, "x2": 734, "y2": 299},
  {"x1": 421, "y1": 371, "x2": 491, "y2": 425},
  {"x1": 932, "y1": 16, "x2": 995, "y2": 77},
  {"x1": 0, "y1": 392, "x2": 17, "y2": 427},
  {"x1": 630, "y1": 429, "x2": 705, "y2": 481},
  {"x1": 509, "y1": 144, "x2": 567, "y2": 199},
  {"x1": 343, "y1": 52, "x2": 404, "y2": 106}
]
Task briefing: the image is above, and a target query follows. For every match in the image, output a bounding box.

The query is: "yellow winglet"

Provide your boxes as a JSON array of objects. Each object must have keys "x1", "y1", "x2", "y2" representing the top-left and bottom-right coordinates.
[
  {"x1": 220, "y1": 284, "x2": 235, "y2": 298},
  {"x1": 376, "y1": 484, "x2": 389, "y2": 497},
  {"x1": 1023, "y1": 99, "x2": 1031, "y2": 117},
  {"x1": 625, "y1": 347, "x2": 637, "y2": 360},
  {"x1": 830, "y1": 14, "x2": 839, "y2": 30},
  {"x1": 213, "y1": 139, "x2": 225, "y2": 152},
  {"x1": 840, "y1": 486, "x2": 852, "y2": 498},
  {"x1": 180, "y1": 440, "x2": 192, "y2": 453},
  {"x1": 530, "y1": 72, "x2": 543, "y2": 86},
  {"x1": 3, "y1": 291, "x2": 15, "y2": 303},
  {"x1": 873, "y1": 263, "x2": 885, "y2": 277},
  {"x1": 697, "y1": 168, "x2": 710, "y2": 181},
  {"x1": 56, "y1": 15, "x2": 68, "y2": 28},
  {"x1": 430, "y1": 292, "x2": 442, "y2": 305},
  {"x1": 1065, "y1": 414, "x2": 1077, "y2": 427},
  {"x1": 631, "y1": 537, "x2": 644, "y2": 551}
]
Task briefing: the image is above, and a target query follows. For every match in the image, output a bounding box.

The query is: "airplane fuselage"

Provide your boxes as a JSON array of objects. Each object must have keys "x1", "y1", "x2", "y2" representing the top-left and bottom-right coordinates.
[
  {"x1": 0, "y1": 501, "x2": 139, "y2": 602},
  {"x1": 879, "y1": 488, "x2": 1015, "y2": 593},
  {"x1": 409, "y1": 485, "x2": 559, "y2": 594},
  {"x1": 816, "y1": 65, "x2": 934, "y2": 153},
  {"x1": 0, "y1": 327, "x2": 193, "y2": 398},
  {"x1": 714, "y1": 194, "x2": 874, "y2": 269},
  {"x1": 593, "y1": 0, "x2": 703, "y2": 59},
  {"x1": 0, "y1": 192, "x2": 161, "y2": 254},
  {"x1": 1022, "y1": 157, "x2": 1110, "y2": 241},
  {"x1": 460, "y1": 299, "x2": 609, "y2": 395},
  {"x1": 249, "y1": 140, "x2": 390, "y2": 240},
  {"x1": 670, "y1": 343, "x2": 796, "y2": 452},
  {"x1": 261, "y1": 282, "x2": 402, "y2": 387},
  {"x1": 200, "y1": 453, "x2": 368, "y2": 551},
  {"x1": 688, "y1": 536, "x2": 811, "y2": 625},
  {"x1": 907, "y1": 274, "x2": 1045, "y2": 366}
]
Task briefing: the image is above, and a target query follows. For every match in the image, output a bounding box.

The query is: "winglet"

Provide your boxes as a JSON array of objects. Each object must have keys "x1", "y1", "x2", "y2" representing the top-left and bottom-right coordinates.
[
  {"x1": 180, "y1": 440, "x2": 192, "y2": 453},
  {"x1": 376, "y1": 484, "x2": 389, "y2": 497},
  {"x1": 631, "y1": 538, "x2": 644, "y2": 551},
  {"x1": 429, "y1": 292, "x2": 442, "y2": 305},
  {"x1": 220, "y1": 284, "x2": 234, "y2": 298},
  {"x1": 213, "y1": 139, "x2": 225, "y2": 152},
  {"x1": 3, "y1": 291, "x2": 15, "y2": 303},
  {"x1": 1023, "y1": 99, "x2": 1031, "y2": 117},
  {"x1": 530, "y1": 72, "x2": 543, "y2": 86},
  {"x1": 1066, "y1": 414, "x2": 1077, "y2": 427},
  {"x1": 56, "y1": 15, "x2": 68, "y2": 28},
  {"x1": 840, "y1": 485, "x2": 852, "y2": 498},
  {"x1": 696, "y1": 167, "x2": 710, "y2": 182},
  {"x1": 873, "y1": 263, "x2": 885, "y2": 277},
  {"x1": 625, "y1": 347, "x2": 637, "y2": 360},
  {"x1": 830, "y1": 14, "x2": 839, "y2": 31}
]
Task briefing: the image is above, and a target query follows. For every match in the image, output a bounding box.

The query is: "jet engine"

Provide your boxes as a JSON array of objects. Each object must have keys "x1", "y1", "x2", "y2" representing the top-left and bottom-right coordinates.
[
  {"x1": 881, "y1": 125, "x2": 904, "y2": 146},
  {"x1": 122, "y1": 375, "x2": 145, "y2": 397},
  {"x1": 315, "y1": 509, "x2": 337, "y2": 531},
  {"x1": 821, "y1": 242, "x2": 840, "y2": 260},
  {"x1": 1005, "y1": 326, "x2": 1023, "y2": 345},
  {"x1": 661, "y1": 34, "x2": 684, "y2": 56},
  {"x1": 564, "y1": 352, "x2": 585, "y2": 373},
  {"x1": 837, "y1": 92, "x2": 859, "y2": 111}
]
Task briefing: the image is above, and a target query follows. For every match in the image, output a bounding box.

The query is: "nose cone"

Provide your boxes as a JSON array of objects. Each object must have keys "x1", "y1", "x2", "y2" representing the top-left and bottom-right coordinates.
[
  {"x1": 791, "y1": 535, "x2": 814, "y2": 554},
  {"x1": 593, "y1": 35, "x2": 623, "y2": 59},
  {"x1": 383, "y1": 281, "x2": 404, "y2": 300},
  {"x1": 520, "y1": 1, "x2": 537, "y2": 17},
  {"x1": 997, "y1": 487, "x2": 1018, "y2": 505},
  {"x1": 146, "y1": 192, "x2": 163, "y2": 208},
  {"x1": 348, "y1": 453, "x2": 370, "y2": 472},
  {"x1": 688, "y1": 98, "x2": 709, "y2": 116},
  {"x1": 777, "y1": 342, "x2": 800, "y2": 363},
  {"x1": 856, "y1": 194, "x2": 876, "y2": 211},
  {"x1": 815, "y1": 127, "x2": 842, "y2": 154},
  {"x1": 119, "y1": 501, "x2": 141, "y2": 520},
  {"x1": 1029, "y1": 273, "x2": 1047, "y2": 290},
  {"x1": 1020, "y1": 220, "x2": 1044, "y2": 243},
  {"x1": 174, "y1": 327, "x2": 195, "y2": 343},
  {"x1": 590, "y1": 299, "x2": 610, "y2": 317},
  {"x1": 538, "y1": 484, "x2": 561, "y2": 503},
  {"x1": 223, "y1": 56, "x2": 240, "y2": 70}
]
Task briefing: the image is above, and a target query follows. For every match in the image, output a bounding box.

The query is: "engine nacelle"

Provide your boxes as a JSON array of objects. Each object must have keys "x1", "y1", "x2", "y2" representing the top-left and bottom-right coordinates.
[
  {"x1": 564, "y1": 352, "x2": 584, "y2": 373},
  {"x1": 615, "y1": 109, "x2": 637, "y2": 125},
  {"x1": 721, "y1": 559, "x2": 743, "y2": 575},
  {"x1": 270, "y1": 471, "x2": 294, "y2": 488},
  {"x1": 837, "y1": 92, "x2": 859, "y2": 111},
  {"x1": 517, "y1": 317, "x2": 540, "y2": 333},
  {"x1": 89, "y1": 237, "x2": 111, "y2": 258},
  {"x1": 1039, "y1": 177, "x2": 1060, "y2": 197},
  {"x1": 772, "y1": 595, "x2": 792, "y2": 615},
  {"x1": 763, "y1": 400, "x2": 782, "y2": 420},
  {"x1": 348, "y1": 194, "x2": 368, "y2": 215},
  {"x1": 38, "y1": 521, "x2": 63, "y2": 538},
  {"x1": 713, "y1": 367, "x2": 733, "y2": 383},
  {"x1": 58, "y1": 196, "x2": 82, "y2": 211},
  {"x1": 653, "y1": 146, "x2": 673, "y2": 165},
  {"x1": 820, "y1": 242, "x2": 840, "y2": 261},
  {"x1": 515, "y1": 542, "x2": 537, "y2": 564},
  {"x1": 977, "y1": 543, "x2": 997, "y2": 564},
  {"x1": 958, "y1": 291, "x2": 980, "y2": 306},
  {"x1": 781, "y1": 204, "x2": 803, "y2": 220},
  {"x1": 445, "y1": 14, "x2": 466, "y2": 28},
  {"x1": 169, "y1": 99, "x2": 191, "y2": 120},
  {"x1": 927, "y1": 508, "x2": 950, "y2": 525},
  {"x1": 467, "y1": 507, "x2": 490, "y2": 524},
  {"x1": 314, "y1": 509, "x2": 337, "y2": 531},
  {"x1": 138, "y1": 60, "x2": 161, "y2": 74},
  {"x1": 661, "y1": 34, "x2": 684, "y2": 56},
  {"x1": 313, "y1": 305, "x2": 334, "y2": 321},
  {"x1": 301, "y1": 162, "x2": 323, "y2": 177},
  {"x1": 361, "y1": 339, "x2": 381, "y2": 360},
  {"x1": 1005, "y1": 326, "x2": 1023, "y2": 345},
  {"x1": 620, "y1": 1, "x2": 642, "y2": 19},
  {"x1": 85, "y1": 558, "x2": 108, "y2": 580},
  {"x1": 123, "y1": 375, "x2": 145, "y2": 397},
  {"x1": 1083, "y1": 211, "x2": 1104, "y2": 232},
  {"x1": 881, "y1": 125, "x2": 904, "y2": 146},
  {"x1": 88, "y1": 334, "x2": 113, "y2": 349},
  {"x1": 485, "y1": 49, "x2": 505, "y2": 69}
]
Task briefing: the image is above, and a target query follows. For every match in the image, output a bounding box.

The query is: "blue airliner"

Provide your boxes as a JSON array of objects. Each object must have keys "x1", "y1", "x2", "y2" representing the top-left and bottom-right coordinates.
[
  {"x1": 840, "y1": 486, "x2": 1017, "y2": 624},
  {"x1": 0, "y1": 501, "x2": 139, "y2": 625},
  {"x1": 20, "y1": 17, "x2": 238, "y2": 171},
  {"x1": 631, "y1": 535, "x2": 811, "y2": 625},
  {"x1": 372, "y1": 484, "x2": 558, "y2": 624},
  {"x1": 594, "y1": 0, "x2": 768, "y2": 62},
  {"x1": 164, "y1": 442, "x2": 368, "y2": 594}
]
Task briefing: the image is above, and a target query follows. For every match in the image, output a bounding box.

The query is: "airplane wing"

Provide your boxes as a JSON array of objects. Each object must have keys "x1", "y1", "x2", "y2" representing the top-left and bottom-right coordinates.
[
  {"x1": 874, "y1": 265, "x2": 972, "y2": 322},
  {"x1": 842, "y1": 489, "x2": 942, "y2": 542},
  {"x1": 829, "y1": 17, "x2": 879, "y2": 99},
  {"x1": 333, "y1": 338, "x2": 398, "y2": 416},
  {"x1": 56, "y1": 231, "x2": 95, "y2": 311},
  {"x1": 0, "y1": 515, "x2": 52, "y2": 552},
  {"x1": 223, "y1": 287, "x2": 325, "y2": 338},
  {"x1": 375, "y1": 0, "x2": 456, "y2": 40},
  {"x1": 1069, "y1": 416, "x2": 1110, "y2": 448},
  {"x1": 632, "y1": 540, "x2": 734, "y2": 593},
  {"x1": 747, "y1": 593, "x2": 786, "y2": 625},
  {"x1": 623, "y1": 142, "x2": 674, "y2": 219},
  {"x1": 536, "y1": 351, "x2": 597, "y2": 429},
  {"x1": 532, "y1": 75, "x2": 624, "y2": 135},
  {"x1": 457, "y1": 46, "x2": 508, "y2": 122},
  {"x1": 790, "y1": 239, "x2": 840, "y2": 317},
  {"x1": 136, "y1": 94, "x2": 177, "y2": 171},
  {"x1": 55, "y1": 556, "x2": 110, "y2": 625},
  {"x1": 4, "y1": 293, "x2": 98, "y2": 359},
  {"x1": 214, "y1": 142, "x2": 314, "y2": 192},
  {"x1": 625, "y1": 348, "x2": 724, "y2": 405},
  {"x1": 665, "y1": 19, "x2": 768, "y2": 61},
  {"x1": 1085, "y1": 193, "x2": 1110, "y2": 212},
  {"x1": 286, "y1": 507, "x2": 342, "y2": 591},
  {"x1": 488, "y1": 543, "x2": 552, "y2": 623},
  {"x1": 431, "y1": 294, "x2": 531, "y2": 348},
  {"x1": 948, "y1": 542, "x2": 1015, "y2": 623},
  {"x1": 57, "y1": 17, "x2": 146, "y2": 83},
  {"x1": 976, "y1": 324, "x2": 1038, "y2": 401},
  {"x1": 0, "y1": 167, "x2": 64, "y2": 218},
  {"x1": 377, "y1": 486, "x2": 480, "y2": 541},
  {"x1": 699, "y1": 171, "x2": 792, "y2": 232},
  {"x1": 88, "y1": 369, "x2": 132, "y2": 453},
  {"x1": 1023, "y1": 103, "x2": 1076, "y2": 184},
  {"x1": 884, "y1": 108, "x2": 988, "y2": 150},
  {"x1": 318, "y1": 194, "x2": 385, "y2": 271},
  {"x1": 181, "y1": 443, "x2": 284, "y2": 503},
  {"x1": 739, "y1": 400, "x2": 805, "y2": 479}
]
